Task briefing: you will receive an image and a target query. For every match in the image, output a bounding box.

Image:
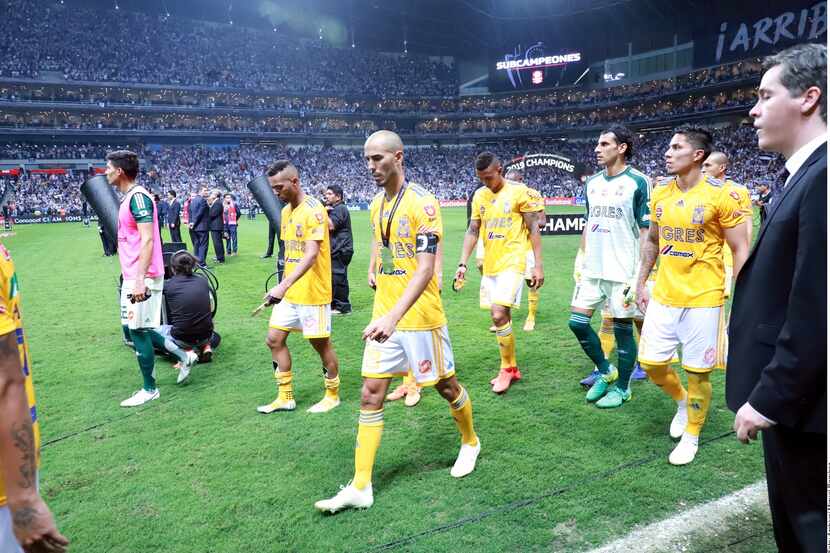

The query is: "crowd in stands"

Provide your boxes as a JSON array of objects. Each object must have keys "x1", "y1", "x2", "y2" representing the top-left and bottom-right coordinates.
[
  {"x1": 0, "y1": 0, "x2": 457, "y2": 97},
  {"x1": 0, "y1": 87, "x2": 754, "y2": 137},
  {"x1": 0, "y1": 58, "x2": 760, "y2": 118},
  {"x1": 2, "y1": 124, "x2": 782, "y2": 217}
]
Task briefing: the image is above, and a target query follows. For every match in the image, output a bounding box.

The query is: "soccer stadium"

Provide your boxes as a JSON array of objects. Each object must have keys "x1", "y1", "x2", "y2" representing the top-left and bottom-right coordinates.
[{"x1": 0, "y1": 0, "x2": 826, "y2": 551}]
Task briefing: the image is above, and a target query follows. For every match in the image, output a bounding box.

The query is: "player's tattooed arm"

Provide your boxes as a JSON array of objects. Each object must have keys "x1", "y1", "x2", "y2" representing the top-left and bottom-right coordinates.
[
  {"x1": 0, "y1": 331, "x2": 37, "y2": 496},
  {"x1": 523, "y1": 210, "x2": 545, "y2": 289},
  {"x1": 635, "y1": 224, "x2": 659, "y2": 311}
]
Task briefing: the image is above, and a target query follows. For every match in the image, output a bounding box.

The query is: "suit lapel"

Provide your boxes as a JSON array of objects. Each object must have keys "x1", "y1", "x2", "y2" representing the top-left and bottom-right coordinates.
[{"x1": 749, "y1": 145, "x2": 826, "y2": 258}]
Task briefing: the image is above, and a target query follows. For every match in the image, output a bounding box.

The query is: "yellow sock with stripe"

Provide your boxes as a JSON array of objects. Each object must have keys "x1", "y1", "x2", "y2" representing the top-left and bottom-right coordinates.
[
  {"x1": 276, "y1": 370, "x2": 293, "y2": 402},
  {"x1": 527, "y1": 290, "x2": 539, "y2": 320},
  {"x1": 641, "y1": 362, "x2": 686, "y2": 402},
  {"x1": 685, "y1": 372, "x2": 712, "y2": 437},
  {"x1": 449, "y1": 387, "x2": 478, "y2": 446},
  {"x1": 323, "y1": 373, "x2": 340, "y2": 400},
  {"x1": 495, "y1": 322, "x2": 517, "y2": 369},
  {"x1": 599, "y1": 316, "x2": 616, "y2": 359},
  {"x1": 353, "y1": 409, "x2": 384, "y2": 490}
]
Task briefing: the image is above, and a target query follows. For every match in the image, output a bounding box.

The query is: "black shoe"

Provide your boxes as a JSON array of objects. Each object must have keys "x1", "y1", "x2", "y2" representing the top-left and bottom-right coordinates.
[{"x1": 261, "y1": 254, "x2": 273, "y2": 259}]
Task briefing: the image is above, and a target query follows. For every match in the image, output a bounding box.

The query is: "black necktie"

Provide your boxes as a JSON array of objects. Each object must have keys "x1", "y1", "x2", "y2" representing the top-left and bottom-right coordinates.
[{"x1": 767, "y1": 168, "x2": 789, "y2": 211}]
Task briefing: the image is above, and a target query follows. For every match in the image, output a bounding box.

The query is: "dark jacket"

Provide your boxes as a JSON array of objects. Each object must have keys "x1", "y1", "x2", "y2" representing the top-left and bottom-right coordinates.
[
  {"x1": 189, "y1": 195, "x2": 209, "y2": 231},
  {"x1": 726, "y1": 145, "x2": 826, "y2": 433},
  {"x1": 208, "y1": 200, "x2": 224, "y2": 231},
  {"x1": 163, "y1": 274, "x2": 214, "y2": 344},
  {"x1": 328, "y1": 201, "x2": 353, "y2": 256},
  {"x1": 168, "y1": 199, "x2": 181, "y2": 226}
]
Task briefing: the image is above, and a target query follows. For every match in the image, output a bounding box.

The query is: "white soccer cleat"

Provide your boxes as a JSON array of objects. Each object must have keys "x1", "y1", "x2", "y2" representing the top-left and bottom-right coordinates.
[
  {"x1": 306, "y1": 396, "x2": 341, "y2": 413},
  {"x1": 314, "y1": 483, "x2": 373, "y2": 513},
  {"x1": 669, "y1": 433, "x2": 699, "y2": 466},
  {"x1": 450, "y1": 440, "x2": 481, "y2": 478},
  {"x1": 257, "y1": 398, "x2": 296, "y2": 413},
  {"x1": 670, "y1": 408, "x2": 688, "y2": 439},
  {"x1": 177, "y1": 351, "x2": 199, "y2": 384},
  {"x1": 120, "y1": 388, "x2": 160, "y2": 407}
]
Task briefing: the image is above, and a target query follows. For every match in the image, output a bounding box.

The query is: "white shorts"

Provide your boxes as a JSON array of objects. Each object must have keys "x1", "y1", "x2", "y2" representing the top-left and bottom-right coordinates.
[
  {"x1": 0, "y1": 506, "x2": 23, "y2": 553},
  {"x1": 269, "y1": 301, "x2": 331, "y2": 339},
  {"x1": 572, "y1": 277, "x2": 638, "y2": 319},
  {"x1": 638, "y1": 299, "x2": 726, "y2": 372},
  {"x1": 362, "y1": 326, "x2": 455, "y2": 386},
  {"x1": 120, "y1": 276, "x2": 164, "y2": 330},
  {"x1": 480, "y1": 271, "x2": 524, "y2": 310},
  {"x1": 475, "y1": 237, "x2": 484, "y2": 262}
]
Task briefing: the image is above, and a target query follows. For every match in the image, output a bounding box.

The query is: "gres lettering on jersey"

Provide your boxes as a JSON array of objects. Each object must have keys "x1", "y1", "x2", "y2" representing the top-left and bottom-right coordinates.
[
  {"x1": 0, "y1": 244, "x2": 39, "y2": 507},
  {"x1": 471, "y1": 180, "x2": 543, "y2": 276},
  {"x1": 280, "y1": 196, "x2": 332, "y2": 305},
  {"x1": 582, "y1": 166, "x2": 651, "y2": 283},
  {"x1": 369, "y1": 183, "x2": 446, "y2": 330},
  {"x1": 650, "y1": 175, "x2": 746, "y2": 307}
]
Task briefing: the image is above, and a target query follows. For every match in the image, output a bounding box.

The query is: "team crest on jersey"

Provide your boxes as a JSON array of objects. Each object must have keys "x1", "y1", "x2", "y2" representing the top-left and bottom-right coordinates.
[
  {"x1": 397, "y1": 215, "x2": 411, "y2": 238},
  {"x1": 691, "y1": 205, "x2": 705, "y2": 225},
  {"x1": 503, "y1": 200, "x2": 511, "y2": 214},
  {"x1": 295, "y1": 224, "x2": 303, "y2": 238},
  {"x1": 729, "y1": 191, "x2": 740, "y2": 201},
  {"x1": 315, "y1": 212, "x2": 324, "y2": 224},
  {"x1": 616, "y1": 185, "x2": 624, "y2": 196},
  {"x1": 418, "y1": 359, "x2": 433, "y2": 374},
  {"x1": 655, "y1": 205, "x2": 663, "y2": 219},
  {"x1": 424, "y1": 204, "x2": 436, "y2": 217}
]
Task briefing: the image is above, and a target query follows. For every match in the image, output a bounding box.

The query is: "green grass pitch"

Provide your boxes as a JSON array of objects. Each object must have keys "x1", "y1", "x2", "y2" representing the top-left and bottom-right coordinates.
[{"x1": 10, "y1": 206, "x2": 771, "y2": 552}]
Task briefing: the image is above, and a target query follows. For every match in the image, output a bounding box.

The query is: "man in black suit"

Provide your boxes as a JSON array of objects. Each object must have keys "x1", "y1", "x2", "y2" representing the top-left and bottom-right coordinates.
[
  {"x1": 167, "y1": 190, "x2": 182, "y2": 243},
  {"x1": 727, "y1": 43, "x2": 826, "y2": 553},
  {"x1": 324, "y1": 185, "x2": 353, "y2": 314},
  {"x1": 188, "y1": 186, "x2": 209, "y2": 265},
  {"x1": 207, "y1": 189, "x2": 225, "y2": 265}
]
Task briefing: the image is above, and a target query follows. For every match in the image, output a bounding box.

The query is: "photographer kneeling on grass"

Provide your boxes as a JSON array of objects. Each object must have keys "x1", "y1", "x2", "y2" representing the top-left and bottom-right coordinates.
[{"x1": 150, "y1": 251, "x2": 217, "y2": 384}]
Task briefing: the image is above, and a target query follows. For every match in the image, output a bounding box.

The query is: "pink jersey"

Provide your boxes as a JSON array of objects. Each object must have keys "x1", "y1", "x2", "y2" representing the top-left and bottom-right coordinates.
[{"x1": 118, "y1": 185, "x2": 164, "y2": 280}]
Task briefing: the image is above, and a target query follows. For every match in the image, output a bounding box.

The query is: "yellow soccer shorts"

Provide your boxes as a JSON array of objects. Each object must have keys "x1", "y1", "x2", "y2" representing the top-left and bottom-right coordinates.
[
  {"x1": 362, "y1": 326, "x2": 455, "y2": 386},
  {"x1": 269, "y1": 301, "x2": 331, "y2": 339}
]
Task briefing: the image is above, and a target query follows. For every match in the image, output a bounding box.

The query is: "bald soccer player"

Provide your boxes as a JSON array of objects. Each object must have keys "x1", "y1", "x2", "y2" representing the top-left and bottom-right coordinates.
[{"x1": 316, "y1": 131, "x2": 479, "y2": 513}]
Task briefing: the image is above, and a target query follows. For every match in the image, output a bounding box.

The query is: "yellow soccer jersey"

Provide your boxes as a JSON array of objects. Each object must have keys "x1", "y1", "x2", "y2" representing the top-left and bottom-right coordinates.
[
  {"x1": 281, "y1": 196, "x2": 332, "y2": 305},
  {"x1": 0, "y1": 243, "x2": 39, "y2": 507},
  {"x1": 650, "y1": 175, "x2": 746, "y2": 307},
  {"x1": 471, "y1": 180, "x2": 543, "y2": 276},
  {"x1": 369, "y1": 183, "x2": 446, "y2": 331},
  {"x1": 722, "y1": 180, "x2": 752, "y2": 268}
]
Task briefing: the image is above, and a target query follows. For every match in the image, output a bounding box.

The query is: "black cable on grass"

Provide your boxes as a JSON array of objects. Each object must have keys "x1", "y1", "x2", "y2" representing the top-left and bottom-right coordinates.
[{"x1": 367, "y1": 431, "x2": 735, "y2": 552}]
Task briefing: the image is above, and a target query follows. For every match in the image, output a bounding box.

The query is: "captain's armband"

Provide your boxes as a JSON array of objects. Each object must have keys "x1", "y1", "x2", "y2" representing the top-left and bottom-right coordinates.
[{"x1": 415, "y1": 233, "x2": 439, "y2": 254}]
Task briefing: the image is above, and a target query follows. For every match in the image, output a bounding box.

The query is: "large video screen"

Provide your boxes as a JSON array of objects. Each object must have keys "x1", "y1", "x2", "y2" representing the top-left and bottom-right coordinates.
[{"x1": 489, "y1": 42, "x2": 589, "y2": 92}]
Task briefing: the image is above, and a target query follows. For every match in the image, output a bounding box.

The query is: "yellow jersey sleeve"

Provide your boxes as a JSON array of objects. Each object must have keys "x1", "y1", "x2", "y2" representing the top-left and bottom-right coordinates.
[
  {"x1": 0, "y1": 260, "x2": 14, "y2": 336},
  {"x1": 306, "y1": 202, "x2": 327, "y2": 242},
  {"x1": 718, "y1": 185, "x2": 748, "y2": 229},
  {"x1": 519, "y1": 186, "x2": 544, "y2": 213},
  {"x1": 412, "y1": 193, "x2": 443, "y2": 241}
]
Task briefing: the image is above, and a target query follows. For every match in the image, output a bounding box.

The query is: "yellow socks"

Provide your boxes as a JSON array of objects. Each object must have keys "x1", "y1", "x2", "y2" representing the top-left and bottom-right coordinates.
[
  {"x1": 495, "y1": 322, "x2": 517, "y2": 368},
  {"x1": 641, "y1": 362, "x2": 686, "y2": 402},
  {"x1": 276, "y1": 370, "x2": 294, "y2": 402},
  {"x1": 599, "y1": 316, "x2": 616, "y2": 359},
  {"x1": 353, "y1": 409, "x2": 384, "y2": 490},
  {"x1": 527, "y1": 289, "x2": 539, "y2": 320},
  {"x1": 324, "y1": 373, "x2": 340, "y2": 400},
  {"x1": 449, "y1": 386, "x2": 478, "y2": 446},
  {"x1": 685, "y1": 372, "x2": 712, "y2": 436}
]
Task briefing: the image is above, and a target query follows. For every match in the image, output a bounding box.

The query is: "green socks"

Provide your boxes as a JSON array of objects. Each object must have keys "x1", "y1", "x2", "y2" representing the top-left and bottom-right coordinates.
[
  {"x1": 568, "y1": 312, "x2": 610, "y2": 373},
  {"x1": 130, "y1": 329, "x2": 157, "y2": 391},
  {"x1": 613, "y1": 320, "x2": 637, "y2": 391}
]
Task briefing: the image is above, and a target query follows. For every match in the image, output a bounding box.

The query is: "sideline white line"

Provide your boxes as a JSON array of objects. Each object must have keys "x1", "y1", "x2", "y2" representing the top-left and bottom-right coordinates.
[{"x1": 585, "y1": 480, "x2": 769, "y2": 553}]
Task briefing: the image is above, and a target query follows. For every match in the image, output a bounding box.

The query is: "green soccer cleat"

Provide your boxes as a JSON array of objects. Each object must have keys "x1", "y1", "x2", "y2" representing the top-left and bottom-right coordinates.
[
  {"x1": 595, "y1": 385, "x2": 631, "y2": 408},
  {"x1": 586, "y1": 366, "x2": 618, "y2": 402}
]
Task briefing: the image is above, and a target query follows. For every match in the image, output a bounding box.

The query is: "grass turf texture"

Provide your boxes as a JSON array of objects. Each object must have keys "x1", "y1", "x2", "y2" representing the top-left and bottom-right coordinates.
[{"x1": 12, "y1": 206, "x2": 768, "y2": 552}]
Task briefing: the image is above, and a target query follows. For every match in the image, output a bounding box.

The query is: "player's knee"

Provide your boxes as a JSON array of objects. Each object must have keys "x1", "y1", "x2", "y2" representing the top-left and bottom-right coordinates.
[
  {"x1": 491, "y1": 308, "x2": 510, "y2": 327},
  {"x1": 359, "y1": 380, "x2": 385, "y2": 409},
  {"x1": 435, "y1": 376, "x2": 460, "y2": 401},
  {"x1": 265, "y1": 332, "x2": 283, "y2": 349}
]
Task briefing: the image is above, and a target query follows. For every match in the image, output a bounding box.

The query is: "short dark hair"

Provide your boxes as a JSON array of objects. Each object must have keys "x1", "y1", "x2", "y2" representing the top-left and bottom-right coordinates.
[
  {"x1": 674, "y1": 125, "x2": 713, "y2": 162},
  {"x1": 602, "y1": 124, "x2": 635, "y2": 159},
  {"x1": 475, "y1": 151, "x2": 500, "y2": 171},
  {"x1": 326, "y1": 184, "x2": 344, "y2": 200},
  {"x1": 764, "y1": 43, "x2": 827, "y2": 122},
  {"x1": 168, "y1": 190, "x2": 176, "y2": 198},
  {"x1": 170, "y1": 250, "x2": 197, "y2": 276},
  {"x1": 266, "y1": 160, "x2": 294, "y2": 177},
  {"x1": 106, "y1": 150, "x2": 139, "y2": 180}
]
